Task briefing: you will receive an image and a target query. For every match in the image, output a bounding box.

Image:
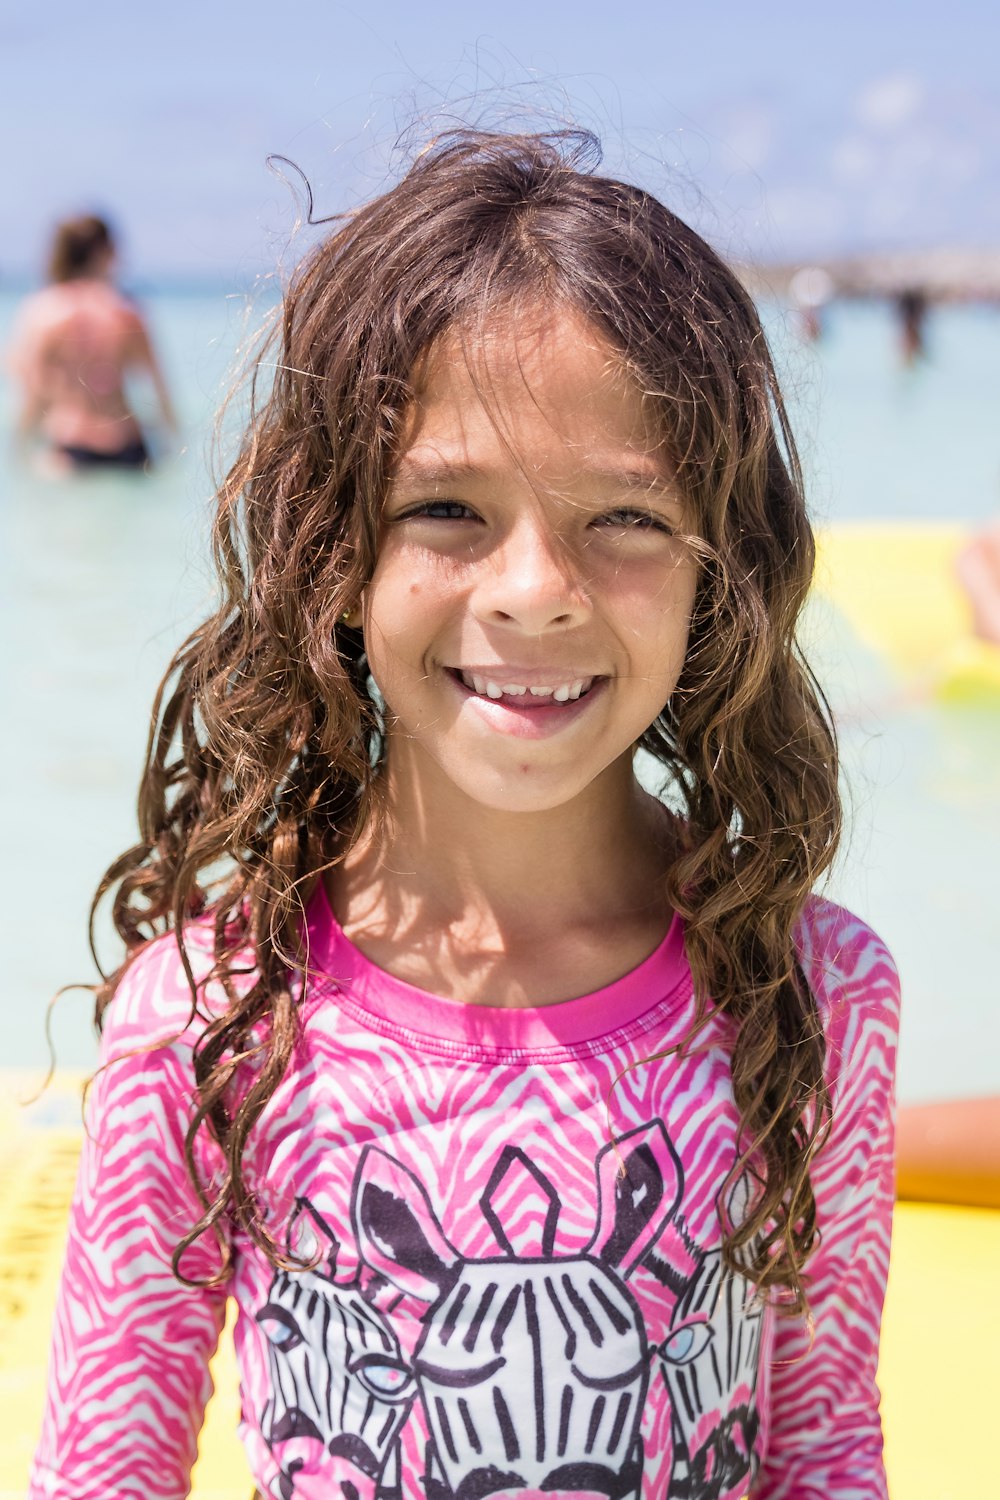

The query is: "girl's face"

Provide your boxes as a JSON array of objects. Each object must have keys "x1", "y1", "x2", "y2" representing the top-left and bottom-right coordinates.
[{"x1": 360, "y1": 303, "x2": 698, "y2": 819}]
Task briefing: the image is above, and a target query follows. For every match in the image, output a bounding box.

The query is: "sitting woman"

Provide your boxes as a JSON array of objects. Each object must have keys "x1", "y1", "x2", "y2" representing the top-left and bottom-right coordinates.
[{"x1": 7, "y1": 214, "x2": 176, "y2": 472}]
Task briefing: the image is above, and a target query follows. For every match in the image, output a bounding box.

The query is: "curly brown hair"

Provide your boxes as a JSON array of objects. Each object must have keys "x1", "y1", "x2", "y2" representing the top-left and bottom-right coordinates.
[{"x1": 92, "y1": 130, "x2": 839, "y2": 1313}]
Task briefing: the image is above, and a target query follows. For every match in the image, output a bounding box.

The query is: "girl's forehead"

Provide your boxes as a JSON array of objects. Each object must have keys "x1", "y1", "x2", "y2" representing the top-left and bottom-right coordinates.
[{"x1": 400, "y1": 302, "x2": 668, "y2": 476}]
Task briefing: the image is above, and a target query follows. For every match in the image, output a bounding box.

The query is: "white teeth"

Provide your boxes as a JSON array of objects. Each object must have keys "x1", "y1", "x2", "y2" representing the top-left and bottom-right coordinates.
[
  {"x1": 458, "y1": 671, "x2": 595, "y2": 701},
  {"x1": 552, "y1": 679, "x2": 592, "y2": 701}
]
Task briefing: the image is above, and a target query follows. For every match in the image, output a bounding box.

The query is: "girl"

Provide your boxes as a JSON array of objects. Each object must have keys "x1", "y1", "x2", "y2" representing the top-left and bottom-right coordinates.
[{"x1": 30, "y1": 131, "x2": 898, "y2": 1500}]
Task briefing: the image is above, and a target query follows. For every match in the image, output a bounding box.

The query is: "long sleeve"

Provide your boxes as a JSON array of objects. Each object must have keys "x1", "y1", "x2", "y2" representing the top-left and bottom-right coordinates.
[
  {"x1": 753, "y1": 903, "x2": 901, "y2": 1500},
  {"x1": 29, "y1": 942, "x2": 230, "y2": 1500}
]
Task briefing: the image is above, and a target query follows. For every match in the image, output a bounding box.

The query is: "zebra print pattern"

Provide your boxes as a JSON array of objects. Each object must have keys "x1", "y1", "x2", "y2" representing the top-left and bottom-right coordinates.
[
  {"x1": 28, "y1": 894, "x2": 899, "y2": 1500},
  {"x1": 351, "y1": 1125, "x2": 680, "y2": 1499},
  {"x1": 645, "y1": 1177, "x2": 764, "y2": 1500},
  {"x1": 256, "y1": 1199, "x2": 415, "y2": 1500},
  {"x1": 657, "y1": 1249, "x2": 764, "y2": 1500}
]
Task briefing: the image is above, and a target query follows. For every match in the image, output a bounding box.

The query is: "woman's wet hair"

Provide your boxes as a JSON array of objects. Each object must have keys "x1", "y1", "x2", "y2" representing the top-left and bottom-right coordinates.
[
  {"x1": 48, "y1": 214, "x2": 114, "y2": 282},
  {"x1": 92, "y1": 131, "x2": 839, "y2": 1313}
]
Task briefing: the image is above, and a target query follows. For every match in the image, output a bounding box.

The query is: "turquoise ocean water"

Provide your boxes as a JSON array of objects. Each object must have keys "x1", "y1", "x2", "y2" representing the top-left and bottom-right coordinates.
[{"x1": 1, "y1": 287, "x2": 998, "y2": 1102}]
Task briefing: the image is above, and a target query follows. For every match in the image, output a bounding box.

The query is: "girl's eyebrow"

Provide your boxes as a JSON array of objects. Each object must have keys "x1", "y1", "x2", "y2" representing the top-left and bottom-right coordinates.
[
  {"x1": 392, "y1": 456, "x2": 483, "y2": 488},
  {"x1": 392, "y1": 455, "x2": 678, "y2": 496}
]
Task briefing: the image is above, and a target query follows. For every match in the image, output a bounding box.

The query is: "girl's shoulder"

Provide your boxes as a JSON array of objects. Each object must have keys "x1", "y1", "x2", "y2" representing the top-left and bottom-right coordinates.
[
  {"x1": 796, "y1": 894, "x2": 899, "y2": 1004},
  {"x1": 83, "y1": 921, "x2": 244, "y2": 1189},
  {"x1": 99, "y1": 915, "x2": 256, "y2": 1057},
  {"x1": 795, "y1": 893, "x2": 901, "y2": 1093}
]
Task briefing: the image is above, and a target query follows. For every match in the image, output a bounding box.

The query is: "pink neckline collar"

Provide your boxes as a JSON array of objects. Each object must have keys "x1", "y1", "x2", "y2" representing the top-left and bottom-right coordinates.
[{"x1": 304, "y1": 882, "x2": 691, "y2": 1058}]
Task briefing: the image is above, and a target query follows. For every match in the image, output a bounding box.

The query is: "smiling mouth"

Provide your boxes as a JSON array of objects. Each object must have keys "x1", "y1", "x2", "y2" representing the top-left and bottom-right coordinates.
[{"x1": 453, "y1": 670, "x2": 597, "y2": 704}]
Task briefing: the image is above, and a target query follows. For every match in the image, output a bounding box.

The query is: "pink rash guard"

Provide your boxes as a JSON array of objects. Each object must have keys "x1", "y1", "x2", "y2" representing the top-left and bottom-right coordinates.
[{"x1": 30, "y1": 891, "x2": 899, "y2": 1500}]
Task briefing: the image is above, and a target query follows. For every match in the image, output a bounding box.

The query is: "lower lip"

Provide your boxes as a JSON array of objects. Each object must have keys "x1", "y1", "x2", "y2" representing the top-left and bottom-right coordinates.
[{"x1": 448, "y1": 673, "x2": 605, "y2": 740}]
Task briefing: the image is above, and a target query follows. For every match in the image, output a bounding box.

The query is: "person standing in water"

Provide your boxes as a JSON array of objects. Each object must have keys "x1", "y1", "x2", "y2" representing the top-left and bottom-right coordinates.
[
  {"x1": 7, "y1": 213, "x2": 176, "y2": 472},
  {"x1": 895, "y1": 288, "x2": 928, "y2": 367}
]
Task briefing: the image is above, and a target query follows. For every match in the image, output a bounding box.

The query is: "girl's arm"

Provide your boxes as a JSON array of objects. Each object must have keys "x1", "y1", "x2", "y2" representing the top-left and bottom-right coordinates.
[
  {"x1": 28, "y1": 941, "x2": 230, "y2": 1500},
  {"x1": 753, "y1": 902, "x2": 901, "y2": 1500}
]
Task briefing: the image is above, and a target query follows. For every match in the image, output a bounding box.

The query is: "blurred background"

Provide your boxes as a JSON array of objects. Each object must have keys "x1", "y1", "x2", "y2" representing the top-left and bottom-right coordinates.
[{"x1": 2, "y1": 0, "x2": 999, "y2": 1101}]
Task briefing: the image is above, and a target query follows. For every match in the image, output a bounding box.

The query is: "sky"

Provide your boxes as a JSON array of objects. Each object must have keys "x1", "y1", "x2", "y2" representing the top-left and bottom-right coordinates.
[{"x1": 3, "y1": 0, "x2": 999, "y2": 282}]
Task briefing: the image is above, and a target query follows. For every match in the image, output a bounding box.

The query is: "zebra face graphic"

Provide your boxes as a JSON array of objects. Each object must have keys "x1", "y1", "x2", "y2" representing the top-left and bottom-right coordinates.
[
  {"x1": 353, "y1": 1123, "x2": 683, "y2": 1500},
  {"x1": 414, "y1": 1257, "x2": 647, "y2": 1500},
  {"x1": 656, "y1": 1249, "x2": 763, "y2": 1500},
  {"x1": 256, "y1": 1199, "x2": 416, "y2": 1500}
]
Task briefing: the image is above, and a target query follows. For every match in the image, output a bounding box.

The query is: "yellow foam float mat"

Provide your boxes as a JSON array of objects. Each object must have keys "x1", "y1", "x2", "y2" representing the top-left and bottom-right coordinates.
[
  {"x1": 815, "y1": 522, "x2": 1000, "y2": 702},
  {"x1": 2, "y1": 1073, "x2": 997, "y2": 1498}
]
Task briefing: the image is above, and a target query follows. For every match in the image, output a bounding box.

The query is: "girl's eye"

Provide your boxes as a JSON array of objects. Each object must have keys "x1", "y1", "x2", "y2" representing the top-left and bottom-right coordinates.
[
  {"x1": 595, "y1": 508, "x2": 675, "y2": 536},
  {"x1": 399, "y1": 500, "x2": 480, "y2": 522}
]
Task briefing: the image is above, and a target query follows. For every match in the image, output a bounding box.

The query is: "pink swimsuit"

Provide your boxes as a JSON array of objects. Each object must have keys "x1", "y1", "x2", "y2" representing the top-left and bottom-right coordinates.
[{"x1": 30, "y1": 891, "x2": 899, "y2": 1500}]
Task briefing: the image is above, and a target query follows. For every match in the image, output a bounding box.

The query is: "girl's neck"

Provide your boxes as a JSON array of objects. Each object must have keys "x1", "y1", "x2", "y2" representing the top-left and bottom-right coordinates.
[{"x1": 327, "y1": 760, "x2": 678, "y2": 1006}]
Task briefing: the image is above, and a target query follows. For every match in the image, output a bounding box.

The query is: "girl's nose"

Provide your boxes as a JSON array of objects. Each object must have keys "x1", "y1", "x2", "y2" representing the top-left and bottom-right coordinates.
[{"x1": 474, "y1": 519, "x2": 592, "y2": 633}]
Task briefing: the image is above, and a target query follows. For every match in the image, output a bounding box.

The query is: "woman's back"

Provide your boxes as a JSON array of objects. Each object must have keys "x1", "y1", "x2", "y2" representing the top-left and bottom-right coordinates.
[{"x1": 11, "y1": 277, "x2": 146, "y2": 450}]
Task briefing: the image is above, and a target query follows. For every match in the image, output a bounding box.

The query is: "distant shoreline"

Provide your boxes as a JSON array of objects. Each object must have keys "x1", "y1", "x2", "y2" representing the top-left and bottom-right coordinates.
[
  {"x1": 3, "y1": 248, "x2": 1000, "y2": 305},
  {"x1": 739, "y1": 247, "x2": 1000, "y2": 303},
  {"x1": 0, "y1": 271, "x2": 282, "y2": 300}
]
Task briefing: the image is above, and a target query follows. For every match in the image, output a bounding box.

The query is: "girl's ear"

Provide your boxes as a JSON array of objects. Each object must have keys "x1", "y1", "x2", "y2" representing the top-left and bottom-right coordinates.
[{"x1": 341, "y1": 604, "x2": 364, "y2": 629}]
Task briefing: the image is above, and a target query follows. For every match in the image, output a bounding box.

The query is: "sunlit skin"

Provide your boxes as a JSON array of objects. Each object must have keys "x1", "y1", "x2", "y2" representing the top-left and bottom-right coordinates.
[
  {"x1": 330, "y1": 305, "x2": 699, "y2": 1005},
  {"x1": 7, "y1": 245, "x2": 176, "y2": 468}
]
